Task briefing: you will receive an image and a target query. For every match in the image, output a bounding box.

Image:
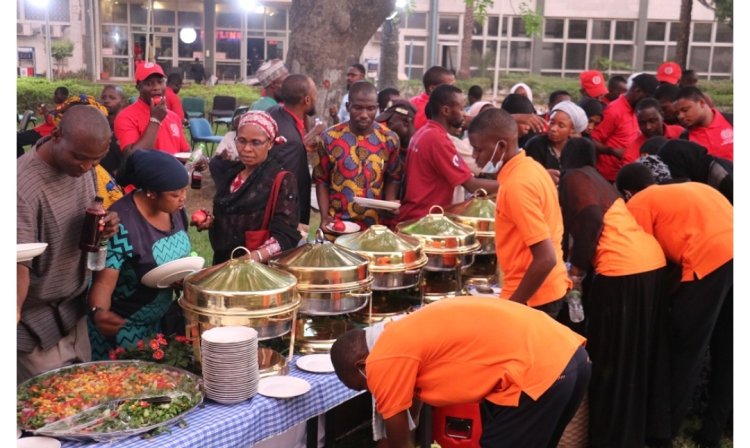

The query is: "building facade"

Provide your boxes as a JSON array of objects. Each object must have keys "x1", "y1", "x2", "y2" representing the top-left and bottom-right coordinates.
[{"x1": 16, "y1": 0, "x2": 732, "y2": 82}]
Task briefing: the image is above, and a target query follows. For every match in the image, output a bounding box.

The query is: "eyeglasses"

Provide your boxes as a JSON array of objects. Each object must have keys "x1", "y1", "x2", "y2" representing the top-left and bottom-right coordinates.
[
  {"x1": 234, "y1": 137, "x2": 270, "y2": 149},
  {"x1": 357, "y1": 366, "x2": 367, "y2": 380}
]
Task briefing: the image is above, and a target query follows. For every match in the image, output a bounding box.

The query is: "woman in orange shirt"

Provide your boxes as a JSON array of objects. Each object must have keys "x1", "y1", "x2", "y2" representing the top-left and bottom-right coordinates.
[{"x1": 559, "y1": 138, "x2": 669, "y2": 447}]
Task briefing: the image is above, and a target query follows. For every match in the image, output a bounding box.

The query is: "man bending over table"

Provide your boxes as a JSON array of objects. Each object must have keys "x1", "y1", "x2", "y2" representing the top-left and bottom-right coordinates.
[{"x1": 330, "y1": 297, "x2": 591, "y2": 448}]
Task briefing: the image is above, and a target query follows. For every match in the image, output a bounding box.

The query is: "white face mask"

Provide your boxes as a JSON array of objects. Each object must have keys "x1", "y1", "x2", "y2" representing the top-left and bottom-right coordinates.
[{"x1": 481, "y1": 140, "x2": 503, "y2": 174}]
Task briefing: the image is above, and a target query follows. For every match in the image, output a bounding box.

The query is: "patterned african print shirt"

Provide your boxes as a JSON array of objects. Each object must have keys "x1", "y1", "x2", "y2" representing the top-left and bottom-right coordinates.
[{"x1": 312, "y1": 121, "x2": 402, "y2": 226}]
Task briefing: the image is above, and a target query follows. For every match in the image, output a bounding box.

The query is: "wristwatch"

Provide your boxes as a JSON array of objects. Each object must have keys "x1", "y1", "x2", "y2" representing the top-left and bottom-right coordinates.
[
  {"x1": 88, "y1": 305, "x2": 106, "y2": 320},
  {"x1": 149, "y1": 117, "x2": 161, "y2": 125}
]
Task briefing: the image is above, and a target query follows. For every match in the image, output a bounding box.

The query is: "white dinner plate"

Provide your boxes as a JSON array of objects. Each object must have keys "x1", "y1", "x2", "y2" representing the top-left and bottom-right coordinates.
[
  {"x1": 352, "y1": 197, "x2": 401, "y2": 211},
  {"x1": 17, "y1": 427, "x2": 21, "y2": 438},
  {"x1": 16, "y1": 437, "x2": 61, "y2": 448},
  {"x1": 257, "y1": 376, "x2": 311, "y2": 399},
  {"x1": 174, "y1": 152, "x2": 192, "y2": 163},
  {"x1": 141, "y1": 256, "x2": 205, "y2": 288},
  {"x1": 296, "y1": 354, "x2": 335, "y2": 374},
  {"x1": 17, "y1": 243, "x2": 48, "y2": 263},
  {"x1": 324, "y1": 221, "x2": 361, "y2": 235},
  {"x1": 202, "y1": 326, "x2": 258, "y2": 344}
]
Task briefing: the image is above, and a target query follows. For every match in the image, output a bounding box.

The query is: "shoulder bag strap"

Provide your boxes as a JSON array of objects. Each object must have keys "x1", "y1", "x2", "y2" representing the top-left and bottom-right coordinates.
[{"x1": 260, "y1": 170, "x2": 289, "y2": 230}]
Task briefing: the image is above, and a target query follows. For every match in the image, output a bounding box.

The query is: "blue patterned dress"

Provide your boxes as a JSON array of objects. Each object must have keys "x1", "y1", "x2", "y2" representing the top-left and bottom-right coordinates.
[{"x1": 88, "y1": 193, "x2": 191, "y2": 360}]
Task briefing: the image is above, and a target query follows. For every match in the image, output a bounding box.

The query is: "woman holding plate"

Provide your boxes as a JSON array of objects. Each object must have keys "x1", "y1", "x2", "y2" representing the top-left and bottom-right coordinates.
[
  {"x1": 197, "y1": 111, "x2": 301, "y2": 264},
  {"x1": 87, "y1": 149, "x2": 192, "y2": 360}
]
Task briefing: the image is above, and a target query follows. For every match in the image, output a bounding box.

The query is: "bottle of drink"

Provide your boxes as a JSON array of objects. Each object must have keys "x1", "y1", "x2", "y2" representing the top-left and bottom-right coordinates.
[
  {"x1": 87, "y1": 238, "x2": 109, "y2": 271},
  {"x1": 79, "y1": 196, "x2": 106, "y2": 253},
  {"x1": 188, "y1": 145, "x2": 205, "y2": 189},
  {"x1": 566, "y1": 289, "x2": 585, "y2": 323}
]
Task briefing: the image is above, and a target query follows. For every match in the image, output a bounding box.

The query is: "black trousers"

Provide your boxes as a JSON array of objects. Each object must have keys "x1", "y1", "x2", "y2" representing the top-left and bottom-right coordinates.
[
  {"x1": 17, "y1": 129, "x2": 42, "y2": 157},
  {"x1": 669, "y1": 260, "x2": 733, "y2": 437},
  {"x1": 479, "y1": 345, "x2": 591, "y2": 448}
]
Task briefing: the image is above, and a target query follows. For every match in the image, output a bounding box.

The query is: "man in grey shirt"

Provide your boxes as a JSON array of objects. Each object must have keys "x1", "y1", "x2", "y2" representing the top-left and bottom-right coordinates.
[{"x1": 17, "y1": 106, "x2": 120, "y2": 383}]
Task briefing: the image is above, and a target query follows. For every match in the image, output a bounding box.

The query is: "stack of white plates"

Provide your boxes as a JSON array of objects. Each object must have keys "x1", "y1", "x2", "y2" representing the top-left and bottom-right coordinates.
[{"x1": 201, "y1": 326, "x2": 260, "y2": 404}]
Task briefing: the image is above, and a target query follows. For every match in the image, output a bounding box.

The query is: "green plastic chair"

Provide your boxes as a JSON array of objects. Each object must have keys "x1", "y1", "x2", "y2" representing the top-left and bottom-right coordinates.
[{"x1": 183, "y1": 97, "x2": 206, "y2": 120}]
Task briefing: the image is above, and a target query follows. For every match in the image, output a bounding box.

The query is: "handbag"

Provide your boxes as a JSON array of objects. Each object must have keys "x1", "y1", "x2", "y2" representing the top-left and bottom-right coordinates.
[{"x1": 244, "y1": 170, "x2": 288, "y2": 250}]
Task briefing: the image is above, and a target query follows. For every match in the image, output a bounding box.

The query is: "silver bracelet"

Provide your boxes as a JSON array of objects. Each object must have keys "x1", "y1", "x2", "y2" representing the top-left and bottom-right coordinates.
[{"x1": 149, "y1": 117, "x2": 161, "y2": 125}]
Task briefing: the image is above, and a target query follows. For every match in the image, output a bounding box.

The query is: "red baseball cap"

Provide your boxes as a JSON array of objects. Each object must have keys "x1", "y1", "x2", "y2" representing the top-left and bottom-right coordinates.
[
  {"x1": 656, "y1": 61, "x2": 682, "y2": 85},
  {"x1": 580, "y1": 70, "x2": 608, "y2": 98},
  {"x1": 135, "y1": 62, "x2": 165, "y2": 82}
]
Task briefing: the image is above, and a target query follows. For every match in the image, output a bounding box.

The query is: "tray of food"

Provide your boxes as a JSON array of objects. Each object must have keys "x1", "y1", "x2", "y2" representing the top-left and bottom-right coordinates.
[{"x1": 17, "y1": 360, "x2": 204, "y2": 442}]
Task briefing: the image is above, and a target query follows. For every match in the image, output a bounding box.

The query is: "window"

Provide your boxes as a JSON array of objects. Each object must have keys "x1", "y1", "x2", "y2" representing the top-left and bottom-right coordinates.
[
  {"x1": 542, "y1": 43, "x2": 563, "y2": 70},
  {"x1": 612, "y1": 44, "x2": 633, "y2": 65},
  {"x1": 487, "y1": 16, "x2": 499, "y2": 36},
  {"x1": 510, "y1": 41, "x2": 531, "y2": 68},
  {"x1": 647, "y1": 21, "x2": 666, "y2": 41},
  {"x1": 247, "y1": 11, "x2": 264, "y2": 29},
  {"x1": 101, "y1": 58, "x2": 129, "y2": 78},
  {"x1": 666, "y1": 45, "x2": 676, "y2": 60},
  {"x1": 216, "y1": 30, "x2": 241, "y2": 59},
  {"x1": 614, "y1": 21, "x2": 635, "y2": 40},
  {"x1": 130, "y1": 3, "x2": 147, "y2": 24},
  {"x1": 216, "y1": 63, "x2": 240, "y2": 81},
  {"x1": 25, "y1": 0, "x2": 70, "y2": 22},
  {"x1": 178, "y1": 31, "x2": 203, "y2": 58},
  {"x1": 472, "y1": 20, "x2": 483, "y2": 35},
  {"x1": 589, "y1": 43, "x2": 610, "y2": 68},
  {"x1": 99, "y1": 0, "x2": 127, "y2": 24},
  {"x1": 669, "y1": 22, "x2": 681, "y2": 42},
  {"x1": 692, "y1": 23, "x2": 712, "y2": 42},
  {"x1": 101, "y1": 25, "x2": 129, "y2": 56},
  {"x1": 643, "y1": 46, "x2": 665, "y2": 71},
  {"x1": 689, "y1": 46, "x2": 710, "y2": 72},
  {"x1": 404, "y1": 44, "x2": 424, "y2": 65},
  {"x1": 591, "y1": 20, "x2": 611, "y2": 40},
  {"x1": 439, "y1": 16, "x2": 459, "y2": 34},
  {"x1": 511, "y1": 17, "x2": 526, "y2": 37},
  {"x1": 216, "y1": 12, "x2": 240, "y2": 29},
  {"x1": 565, "y1": 43, "x2": 587, "y2": 70},
  {"x1": 267, "y1": 9, "x2": 287, "y2": 31},
  {"x1": 715, "y1": 22, "x2": 732, "y2": 43},
  {"x1": 568, "y1": 20, "x2": 587, "y2": 39},
  {"x1": 406, "y1": 13, "x2": 426, "y2": 30},
  {"x1": 178, "y1": 11, "x2": 202, "y2": 28},
  {"x1": 545, "y1": 19, "x2": 564, "y2": 39},
  {"x1": 154, "y1": 9, "x2": 174, "y2": 26},
  {"x1": 712, "y1": 47, "x2": 732, "y2": 73}
]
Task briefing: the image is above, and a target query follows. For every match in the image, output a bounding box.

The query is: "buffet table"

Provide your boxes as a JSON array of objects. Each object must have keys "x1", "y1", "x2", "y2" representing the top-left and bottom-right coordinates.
[{"x1": 59, "y1": 356, "x2": 364, "y2": 448}]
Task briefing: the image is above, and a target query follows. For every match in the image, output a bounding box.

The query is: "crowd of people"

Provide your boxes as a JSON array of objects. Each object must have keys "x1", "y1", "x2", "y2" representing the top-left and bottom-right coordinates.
[{"x1": 17, "y1": 57, "x2": 732, "y2": 447}]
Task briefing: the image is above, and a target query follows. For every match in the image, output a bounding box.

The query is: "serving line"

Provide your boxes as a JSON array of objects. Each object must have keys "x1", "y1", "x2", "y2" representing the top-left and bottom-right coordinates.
[{"x1": 59, "y1": 356, "x2": 364, "y2": 448}]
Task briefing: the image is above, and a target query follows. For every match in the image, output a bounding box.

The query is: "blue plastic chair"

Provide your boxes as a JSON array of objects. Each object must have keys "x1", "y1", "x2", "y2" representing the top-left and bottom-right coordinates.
[
  {"x1": 182, "y1": 97, "x2": 206, "y2": 119},
  {"x1": 188, "y1": 118, "x2": 223, "y2": 157}
]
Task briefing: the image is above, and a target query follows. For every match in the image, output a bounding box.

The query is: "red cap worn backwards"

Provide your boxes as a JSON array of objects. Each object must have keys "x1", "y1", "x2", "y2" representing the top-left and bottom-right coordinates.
[
  {"x1": 580, "y1": 70, "x2": 608, "y2": 98},
  {"x1": 656, "y1": 61, "x2": 682, "y2": 85},
  {"x1": 135, "y1": 62, "x2": 166, "y2": 82}
]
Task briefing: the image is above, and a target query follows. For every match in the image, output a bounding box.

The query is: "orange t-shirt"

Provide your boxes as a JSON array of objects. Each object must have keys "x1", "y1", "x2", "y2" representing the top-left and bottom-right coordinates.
[
  {"x1": 594, "y1": 198, "x2": 666, "y2": 276},
  {"x1": 366, "y1": 297, "x2": 587, "y2": 419},
  {"x1": 626, "y1": 182, "x2": 733, "y2": 281},
  {"x1": 495, "y1": 151, "x2": 571, "y2": 306}
]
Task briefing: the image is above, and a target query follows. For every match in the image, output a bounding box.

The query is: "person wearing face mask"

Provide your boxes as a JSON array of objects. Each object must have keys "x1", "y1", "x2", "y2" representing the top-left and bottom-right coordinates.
[
  {"x1": 467, "y1": 108, "x2": 570, "y2": 319},
  {"x1": 524, "y1": 101, "x2": 588, "y2": 185},
  {"x1": 398, "y1": 85, "x2": 498, "y2": 222}
]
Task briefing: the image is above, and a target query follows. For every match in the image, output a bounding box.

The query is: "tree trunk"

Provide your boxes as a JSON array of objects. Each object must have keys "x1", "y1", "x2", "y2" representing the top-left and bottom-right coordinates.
[
  {"x1": 378, "y1": 15, "x2": 400, "y2": 90},
  {"x1": 287, "y1": 0, "x2": 396, "y2": 123},
  {"x1": 676, "y1": 0, "x2": 692, "y2": 69},
  {"x1": 457, "y1": 3, "x2": 475, "y2": 80}
]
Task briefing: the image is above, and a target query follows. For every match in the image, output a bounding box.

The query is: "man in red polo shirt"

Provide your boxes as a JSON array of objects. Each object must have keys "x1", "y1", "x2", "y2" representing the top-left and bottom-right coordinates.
[
  {"x1": 591, "y1": 73, "x2": 659, "y2": 182},
  {"x1": 114, "y1": 62, "x2": 190, "y2": 156},
  {"x1": 674, "y1": 86, "x2": 733, "y2": 161},
  {"x1": 410, "y1": 66, "x2": 455, "y2": 131},
  {"x1": 578, "y1": 70, "x2": 608, "y2": 104},
  {"x1": 623, "y1": 98, "x2": 684, "y2": 159},
  {"x1": 656, "y1": 61, "x2": 682, "y2": 86},
  {"x1": 165, "y1": 73, "x2": 186, "y2": 124},
  {"x1": 399, "y1": 85, "x2": 497, "y2": 222}
]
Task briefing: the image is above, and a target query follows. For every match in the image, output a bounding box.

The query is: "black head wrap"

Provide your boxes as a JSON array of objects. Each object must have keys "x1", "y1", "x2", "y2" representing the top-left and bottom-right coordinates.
[
  {"x1": 501, "y1": 94, "x2": 536, "y2": 114},
  {"x1": 657, "y1": 139, "x2": 712, "y2": 183},
  {"x1": 561, "y1": 138, "x2": 597, "y2": 170},
  {"x1": 578, "y1": 98, "x2": 604, "y2": 119},
  {"x1": 117, "y1": 149, "x2": 189, "y2": 192}
]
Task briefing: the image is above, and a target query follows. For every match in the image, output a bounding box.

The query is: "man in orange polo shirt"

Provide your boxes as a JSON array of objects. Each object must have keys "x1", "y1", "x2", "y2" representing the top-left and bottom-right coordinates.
[
  {"x1": 616, "y1": 163, "x2": 733, "y2": 447},
  {"x1": 331, "y1": 297, "x2": 590, "y2": 448},
  {"x1": 114, "y1": 62, "x2": 190, "y2": 156},
  {"x1": 591, "y1": 73, "x2": 660, "y2": 182},
  {"x1": 467, "y1": 107, "x2": 570, "y2": 318},
  {"x1": 674, "y1": 86, "x2": 733, "y2": 161}
]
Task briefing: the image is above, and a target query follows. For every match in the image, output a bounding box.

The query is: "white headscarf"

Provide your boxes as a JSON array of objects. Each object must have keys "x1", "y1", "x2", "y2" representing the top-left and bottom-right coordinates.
[
  {"x1": 509, "y1": 82, "x2": 534, "y2": 104},
  {"x1": 550, "y1": 100, "x2": 588, "y2": 134},
  {"x1": 466, "y1": 100, "x2": 494, "y2": 118}
]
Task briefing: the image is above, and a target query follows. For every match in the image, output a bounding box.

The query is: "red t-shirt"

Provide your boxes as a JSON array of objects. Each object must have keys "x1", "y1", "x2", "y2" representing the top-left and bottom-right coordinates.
[
  {"x1": 687, "y1": 108, "x2": 733, "y2": 161},
  {"x1": 165, "y1": 87, "x2": 185, "y2": 121},
  {"x1": 591, "y1": 95, "x2": 639, "y2": 182},
  {"x1": 624, "y1": 123, "x2": 684, "y2": 161},
  {"x1": 410, "y1": 92, "x2": 430, "y2": 131},
  {"x1": 114, "y1": 99, "x2": 189, "y2": 155},
  {"x1": 398, "y1": 120, "x2": 473, "y2": 222}
]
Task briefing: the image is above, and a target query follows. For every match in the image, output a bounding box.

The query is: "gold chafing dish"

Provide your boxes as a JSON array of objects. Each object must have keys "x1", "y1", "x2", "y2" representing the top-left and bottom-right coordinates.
[
  {"x1": 351, "y1": 290, "x2": 420, "y2": 324},
  {"x1": 270, "y1": 230, "x2": 373, "y2": 315},
  {"x1": 396, "y1": 206, "x2": 480, "y2": 271},
  {"x1": 293, "y1": 316, "x2": 356, "y2": 354},
  {"x1": 335, "y1": 225, "x2": 428, "y2": 290},
  {"x1": 445, "y1": 189, "x2": 496, "y2": 254},
  {"x1": 179, "y1": 248, "x2": 301, "y2": 367}
]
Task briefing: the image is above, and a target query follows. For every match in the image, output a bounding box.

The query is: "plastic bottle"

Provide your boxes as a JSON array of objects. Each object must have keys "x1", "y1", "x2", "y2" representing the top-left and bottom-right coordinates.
[
  {"x1": 79, "y1": 196, "x2": 106, "y2": 252},
  {"x1": 566, "y1": 289, "x2": 585, "y2": 323},
  {"x1": 87, "y1": 238, "x2": 109, "y2": 271},
  {"x1": 188, "y1": 145, "x2": 205, "y2": 189}
]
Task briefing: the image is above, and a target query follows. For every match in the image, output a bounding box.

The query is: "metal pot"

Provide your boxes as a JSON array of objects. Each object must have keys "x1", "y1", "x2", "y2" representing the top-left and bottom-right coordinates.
[
  {"x1": 293, "y1": 316, "x2": 356, "y2": 354},
  {"x1": 335, "y1": 225, "x2": 428, "y2": 291},
  {"x1": 445, "y1": 189, "x2": 496, "y2": 255},
  {"x1": 396, "y1": 206, "x2": 480, "y2": 271},
  {"x1": 270, "y1": 230, "x2": 373, "y2": 314},
  {"x1": 351, "y1": 290, "x2": 420, "y2": 325}
]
